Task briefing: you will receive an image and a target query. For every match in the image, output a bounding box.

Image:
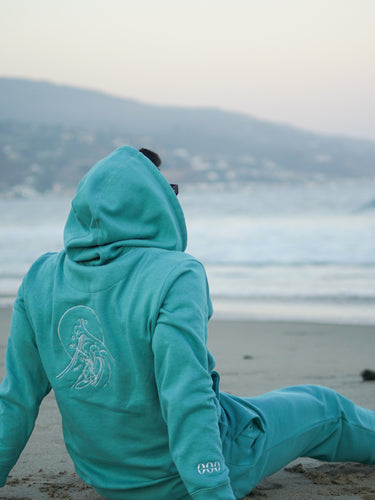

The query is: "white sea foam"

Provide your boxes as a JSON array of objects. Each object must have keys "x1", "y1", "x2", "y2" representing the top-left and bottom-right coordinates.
[{"x1": 1, "y1": 182, "x2": 375, "y2": 323}]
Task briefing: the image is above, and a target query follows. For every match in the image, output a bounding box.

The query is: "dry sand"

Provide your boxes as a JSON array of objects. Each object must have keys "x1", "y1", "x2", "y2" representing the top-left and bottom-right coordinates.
[{"x1": 0, "y1": 306, "x2": 375, "y2": 499}]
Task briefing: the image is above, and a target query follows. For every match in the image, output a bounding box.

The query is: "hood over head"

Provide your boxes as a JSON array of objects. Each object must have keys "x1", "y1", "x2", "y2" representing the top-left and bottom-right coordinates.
[{"x1": 64, "y1": 146, "x2": 187, "y2": 265}]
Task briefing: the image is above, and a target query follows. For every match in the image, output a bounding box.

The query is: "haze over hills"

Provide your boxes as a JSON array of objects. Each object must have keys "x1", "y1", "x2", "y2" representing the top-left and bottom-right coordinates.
[{"x1": 1, "y1": 77, "x2": 375, "y2": 194}]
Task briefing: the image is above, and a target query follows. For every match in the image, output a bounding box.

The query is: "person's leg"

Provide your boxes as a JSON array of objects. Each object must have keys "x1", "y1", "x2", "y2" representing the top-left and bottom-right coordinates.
[{"x1": 232, "y1": 385, "x2": 375, "y2": 494}]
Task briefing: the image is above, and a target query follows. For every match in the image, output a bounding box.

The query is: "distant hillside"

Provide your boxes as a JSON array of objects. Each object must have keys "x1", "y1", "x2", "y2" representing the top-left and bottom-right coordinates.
[{"x1": 1, "y1": 77, "x2": 375, "y2": 194}]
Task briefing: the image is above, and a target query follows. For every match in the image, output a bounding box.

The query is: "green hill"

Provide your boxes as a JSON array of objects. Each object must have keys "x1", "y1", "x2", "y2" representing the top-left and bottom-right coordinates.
[{"x1": 1, "y1": 77, "x2": 374, "y2": 193}]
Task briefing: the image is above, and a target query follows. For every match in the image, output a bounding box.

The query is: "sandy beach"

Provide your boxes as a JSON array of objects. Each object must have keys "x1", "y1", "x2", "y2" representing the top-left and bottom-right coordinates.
[{"x1": 0, "y1": 305, "x2": 375, "y2": 499}]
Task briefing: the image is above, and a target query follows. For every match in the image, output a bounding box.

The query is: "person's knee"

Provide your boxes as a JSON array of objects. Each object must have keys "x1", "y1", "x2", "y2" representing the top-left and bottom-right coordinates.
[
  {"x1": 279, "y1": 384, "x2": 337, "y2": 399},
  {"x1": 281, "y1": 385, "x2": 344, "y2": 420},
  {"x1": 297, "y1": 384, "x2": 339, "y2": 399},
  {"x1": 304, "y1": 385, "x2": 346, "y2": 417}
]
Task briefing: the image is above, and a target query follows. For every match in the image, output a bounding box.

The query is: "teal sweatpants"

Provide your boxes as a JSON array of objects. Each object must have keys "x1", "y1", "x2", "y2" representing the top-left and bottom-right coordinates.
[{"x1": 220, "y1": 385, "x2": 375, "y2": 499}]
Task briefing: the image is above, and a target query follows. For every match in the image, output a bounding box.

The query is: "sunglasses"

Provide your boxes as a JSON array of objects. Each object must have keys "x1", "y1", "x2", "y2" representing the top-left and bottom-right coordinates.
[
  {"x1": 139, "y1": 148, "x2": 178, "y2": 196},
  {"x1": 170, "y1": 184, "x2": 179, "y2": 196}
]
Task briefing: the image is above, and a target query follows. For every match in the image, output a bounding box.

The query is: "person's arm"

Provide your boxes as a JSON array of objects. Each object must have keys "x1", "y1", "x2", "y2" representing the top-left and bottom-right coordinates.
[
  {"x1": 152, "y1": 260, "x2": 235, "y2": 500},
  {"x1": 0, "y1": 283, "x2": 51, "y2": 486}
]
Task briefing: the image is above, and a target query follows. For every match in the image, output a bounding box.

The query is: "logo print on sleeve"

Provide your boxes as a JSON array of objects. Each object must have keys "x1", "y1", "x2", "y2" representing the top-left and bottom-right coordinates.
[
  {"x1": 197, "y1": 461, "x2": 221, "y2": 474},
  {"x1": 56, "y1": 306, "x2": 114, "y2": 390}
]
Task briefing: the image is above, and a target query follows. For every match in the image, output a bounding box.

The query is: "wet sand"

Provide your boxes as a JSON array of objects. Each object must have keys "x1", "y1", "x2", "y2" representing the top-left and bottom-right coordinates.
[{"x1": 1, "y1": 306, "x2": 375, "y2": 499}]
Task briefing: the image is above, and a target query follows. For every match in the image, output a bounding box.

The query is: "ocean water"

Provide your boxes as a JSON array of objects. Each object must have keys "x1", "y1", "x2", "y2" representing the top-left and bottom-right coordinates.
[{"x1": 1, "y1": 180, "x2": 375, "y2": 324}]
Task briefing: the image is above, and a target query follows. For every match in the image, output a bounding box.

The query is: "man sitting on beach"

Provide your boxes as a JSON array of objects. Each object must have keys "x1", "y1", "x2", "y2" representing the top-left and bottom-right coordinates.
[{"x1": 0, "y1": 145, "x2": 375, "y2": 500}]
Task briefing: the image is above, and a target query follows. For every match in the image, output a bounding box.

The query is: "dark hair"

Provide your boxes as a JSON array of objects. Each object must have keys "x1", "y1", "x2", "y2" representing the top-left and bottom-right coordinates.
[
  {"x1": 139, "y1": 148, "x2": 161, "y2": 169},
  {"x1": 139, "y1": 147, "x2": 178, "y2": 195}
]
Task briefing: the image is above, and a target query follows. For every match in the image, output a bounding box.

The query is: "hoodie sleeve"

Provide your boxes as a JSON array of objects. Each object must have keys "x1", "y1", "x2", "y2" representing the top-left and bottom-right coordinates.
[
  {"x1": 0, "y1": 283, "x2": 51, "y2": 486},
  {"x1": 152, "y1": 260, "x2": 235, "y2": 500}
]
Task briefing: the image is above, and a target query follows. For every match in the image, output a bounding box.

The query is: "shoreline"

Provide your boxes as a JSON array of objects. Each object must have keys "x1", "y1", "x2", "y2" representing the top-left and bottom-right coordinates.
[
  {"x1": 210, "y1": 296, "x2": 375, "y2": 326},
  {"x1": 1, "y1": 308, "x2": 375, "y2": 498},
  {"x1": 3, "y1": 299, "x2": 375, "y2": 327}
]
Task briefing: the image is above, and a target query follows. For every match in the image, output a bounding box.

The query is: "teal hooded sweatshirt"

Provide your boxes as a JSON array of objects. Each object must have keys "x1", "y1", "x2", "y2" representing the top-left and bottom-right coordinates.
[{"x1": 0, "y1": 146, "x2": 243, "y2": 499}]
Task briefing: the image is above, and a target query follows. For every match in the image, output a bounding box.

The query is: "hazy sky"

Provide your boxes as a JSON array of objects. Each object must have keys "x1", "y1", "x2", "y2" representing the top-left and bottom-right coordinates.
[{"x1": 1, "y1": 0, "x2": 375, "y2": 140}]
